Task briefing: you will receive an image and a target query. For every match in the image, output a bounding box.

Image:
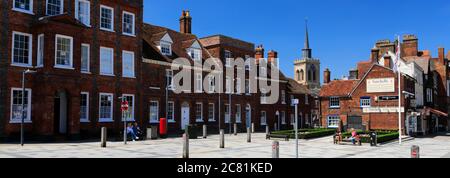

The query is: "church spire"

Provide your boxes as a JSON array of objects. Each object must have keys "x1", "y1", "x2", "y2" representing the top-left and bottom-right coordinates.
[
  {"x1": 304, "y1": 19, "x2": 310, "y2": 49},
  {"x1": 302, "y1": 19, "x2": 312, "y2": 59}
]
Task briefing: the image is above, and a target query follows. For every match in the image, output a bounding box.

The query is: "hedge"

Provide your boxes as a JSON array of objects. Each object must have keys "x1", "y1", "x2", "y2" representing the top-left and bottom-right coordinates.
[
  {"x1": 341, "y1": 130, "x2": 399, "y2": 143},
  {"x1": 271, "y1": 129, "x2": 336, "y2": 139}
]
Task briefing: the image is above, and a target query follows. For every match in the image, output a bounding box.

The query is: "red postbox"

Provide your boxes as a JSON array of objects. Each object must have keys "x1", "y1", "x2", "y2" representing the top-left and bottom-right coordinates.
[{"x1": 159, "y1": 118, "x2": 167, "y2": 138}]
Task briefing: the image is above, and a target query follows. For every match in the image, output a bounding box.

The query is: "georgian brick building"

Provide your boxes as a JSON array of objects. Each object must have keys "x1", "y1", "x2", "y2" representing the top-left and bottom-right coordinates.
[
  {"x1": 319, "y1": 35, "x2": 449, "y2": 135},
  {"x1": 0, "y1": 0, "x2": 143, "y2": 140},
  {"x1": 0, "y1": 1, "x2": 317, "y2": 140}
]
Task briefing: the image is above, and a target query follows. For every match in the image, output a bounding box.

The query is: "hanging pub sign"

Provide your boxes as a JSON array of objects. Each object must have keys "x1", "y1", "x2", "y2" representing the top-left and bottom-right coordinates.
[{"x1": 378, "y1": 96, "x2": 399, "y2": 101}]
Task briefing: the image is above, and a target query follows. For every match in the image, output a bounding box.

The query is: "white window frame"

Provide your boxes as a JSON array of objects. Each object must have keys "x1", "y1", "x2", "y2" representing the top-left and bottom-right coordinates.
[
  {"x1": 100, "y1": 47, "x2": 114, "y2": 76},
  {"x1": 11, "y1": 31, "x2": 33, "y2": 67},
  {"x1": 167, "y1": 70, "x2": 174, "y2": 90},
  {"x1": 75, "y1": 0, "x2": 91, "y2": 27},
  {"x1": 80, "y1": 92, "x2": 90, "y2": 123},
  {"x1": 10, "y1": 88, "x2": 32, "y2": 123},
  {"x1": 122, "y1": 94, "x2": 135, "y2": 122},
  {"x1": 99, "y1": 93, "x2": 114, "y2": 122},
  {"x1": 225, "y1": 104, "x2": 231, "y2": 124},
  {"x1": 329, "y1": 97, "x2": 340, "y2": 108},
  {"x1": 327, "y1": 115, "x2": 340, "y2": 128},
  {"x1": 168, "y1": 101, "x2": 175, "y2": 123},
  {"x1": 225, "y1": 76, "x2": 231, "y2": 94},
  {"x1": 37, "y1": 34, "x2": 44, "y2": 67},
  {"x1": 261, "y1": 89, "x2": 267, "y2": 104},
  {"x1": 196, "y1": 102, "x2": 203, "y2": 123},
  {"x1": 81, "y1": 44, "x2": 90, "y2": 73},
  {"x1": 236, "y1": 104, "x2": 241, "y2": 123},
  {"x1": 261, "y1": 111, "x2": 267, "y2": 126},
  {"x1": 149, "y1": 101, "x2": 159, "y2": 124},
  {"x1": 122, "y1": 50, "x2": 135, "y2": 78},
  {"x1": 122, "y1": 11, "x2": 135, "y2": 36},
  {"x1": 195, "y1": 73, "x2": 203, "y2": 93},
  {"x1": 360, "y1": 97, "x2": 371, "y2": 108},
  {"x1": 100, "y1": 5, "x2": 114, "y2": 32},
  {"x1": 236, "y1": 78, "x2": 242, "y2": 95},
  {"x1": 281, "y1": 111, "x2": 286, "y2": 125},
  {"x1": 46, "y1": 0, "x2": 64, "y2": 16},
  {"x1": 281, "y1": 90, "x2": 286, "y2": 104},
  {"x1": 160, "y1": 41, "x2": 172, "y2": 56},
  {"x1": 189, "y1": 48, "x2": 202, "y2": 62},
  {"x1": 54, "y1": 34, "x2": 74, "y2": 69},
  {"x1": 208, "y1": 76, "x2": 215, "y2": 93},
  {"x1": 13, "y1": 0, "x2": 34, "y2": 14},
  {"x1": 208, "y1": 103, "x2": 215, "y2": 122}
]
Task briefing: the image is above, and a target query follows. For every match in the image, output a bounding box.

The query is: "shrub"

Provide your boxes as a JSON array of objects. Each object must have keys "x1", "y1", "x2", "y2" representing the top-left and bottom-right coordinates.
[{"x1": 271, "y1": 128, "x2": 336, "y2": 139}]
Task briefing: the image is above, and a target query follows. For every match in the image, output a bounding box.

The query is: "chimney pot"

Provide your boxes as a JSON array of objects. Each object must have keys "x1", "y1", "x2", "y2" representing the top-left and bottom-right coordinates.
[
  {"x1": 324, "y1": 68, "x2": 331, "y2": 84},
  {"x1": 180, "y1": 10, "x2": 192, "y2": 34}
]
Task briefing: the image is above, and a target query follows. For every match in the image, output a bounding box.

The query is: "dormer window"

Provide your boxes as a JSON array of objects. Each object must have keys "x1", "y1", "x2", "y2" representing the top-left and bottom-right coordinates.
[
  {"x1": 160, "y1": 41, "x2": 172, "y2": 56},
  {"x1": 188, "y1": 40, "x2": 202, "y2": 62},
  {"x1": 189, "y1": 48, "x2": 201, "y2": 62},
  {"x1": 159, "y1": 33, "x2": 173, "y2": 56}
]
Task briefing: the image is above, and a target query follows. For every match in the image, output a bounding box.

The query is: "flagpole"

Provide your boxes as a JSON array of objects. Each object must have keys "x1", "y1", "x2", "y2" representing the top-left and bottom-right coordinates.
[{"x1": 397, "y1": 35, "x2": 402, "y2": 145}]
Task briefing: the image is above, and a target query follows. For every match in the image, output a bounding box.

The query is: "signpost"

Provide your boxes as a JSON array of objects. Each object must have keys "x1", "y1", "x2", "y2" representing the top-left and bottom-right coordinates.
[
  {"x1": 292, "y1": 99, "x2": 299, "y2": 158},
  {"x1": 121, "y1": 100, "x2": 129, "y2": 145}
]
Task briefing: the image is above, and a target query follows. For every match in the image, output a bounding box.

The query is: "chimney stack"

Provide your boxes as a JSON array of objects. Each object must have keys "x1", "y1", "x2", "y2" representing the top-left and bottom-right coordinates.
[
  {"x1": 402, "y1": 34, "x2": 418, "y2": 57},
  {"x1": 438, "y1": 47, "x2": 445, "y2": 64},
  {"x1": 180, "y1": 10, "x2": 192, "y2": 34},
  {"x1": 268, "y1": 50, "x2": 278, "y2": 66},
  {"x1": 349, "y1": 69, "x2": 359, "y2": 80},
  {"x1": 324, "y1": 68, "x2": 331, "y2": 84},
  {"x1": 384, "y1": 55, "x2": 392, "y2": 69},
  {"x1": 371, "y1": 46, "x2": 380, "y2": 64},
  {"x1": 255, "y1": 45, "x2": 265, "y2": 64}
]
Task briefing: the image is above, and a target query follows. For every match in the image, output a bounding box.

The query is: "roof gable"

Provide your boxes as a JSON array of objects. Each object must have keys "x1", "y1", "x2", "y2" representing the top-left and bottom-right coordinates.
[{"x1": 161, "y1": 33, "x2": 173, "y2": 43}]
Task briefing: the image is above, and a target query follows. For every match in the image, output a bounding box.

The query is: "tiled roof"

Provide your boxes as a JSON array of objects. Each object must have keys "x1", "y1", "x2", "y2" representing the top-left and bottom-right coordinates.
[
  {"x1": 142, "y1": 23, "x2": 212, "y2": 62},
  {"x1": 287, "y1": 78, "x2": 311, "y2": 94},
  {"x1": 319, "y1": 80, "x2": 358, "y2": 97}
]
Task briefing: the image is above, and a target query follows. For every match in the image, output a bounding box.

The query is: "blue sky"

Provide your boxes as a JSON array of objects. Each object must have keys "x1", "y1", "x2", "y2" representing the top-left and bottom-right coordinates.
[{"x1": 143, "y1": 0, "x2": 450, "y2": 81}]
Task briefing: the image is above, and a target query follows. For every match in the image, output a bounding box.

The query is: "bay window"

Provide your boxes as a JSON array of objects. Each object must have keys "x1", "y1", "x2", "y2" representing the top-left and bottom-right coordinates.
[{"x1": 55, "y1": 35, "x2": 73, "y2": 69}]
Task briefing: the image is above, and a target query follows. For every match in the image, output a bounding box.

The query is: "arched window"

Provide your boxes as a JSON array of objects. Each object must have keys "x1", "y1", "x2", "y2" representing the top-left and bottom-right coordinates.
[
  {"x1": 308, "y1": 65, "x2": 317, "y2": 82},
  {"x1": 300, "y1": 70, "x2": 305, "y2": 81}
]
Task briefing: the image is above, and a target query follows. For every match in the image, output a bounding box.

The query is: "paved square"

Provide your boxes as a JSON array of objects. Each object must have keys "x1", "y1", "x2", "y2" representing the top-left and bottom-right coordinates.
[{"x1": 1, "y1": 133, "x2": 450, "y2": 158}]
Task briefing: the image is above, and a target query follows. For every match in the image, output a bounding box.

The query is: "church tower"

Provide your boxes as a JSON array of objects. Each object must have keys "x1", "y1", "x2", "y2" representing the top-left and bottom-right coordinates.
[{"x1": 294, "y1": 20, "x2": 321, "y2": 90}]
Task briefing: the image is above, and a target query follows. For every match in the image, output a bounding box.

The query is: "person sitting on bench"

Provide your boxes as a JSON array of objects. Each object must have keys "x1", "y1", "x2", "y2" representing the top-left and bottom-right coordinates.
[
  {"x1": 350, "y1": 129, "x2": 360, "y2": 145},
  {"x1": 132, "y1": 122, "x2": 143, "y2": 139},
  {"x1": 334, "y1": 129, "x2": 343, "y2": 144},
  {"x1": 127, "y1": 123, "x2": 139, "y2": 141}
]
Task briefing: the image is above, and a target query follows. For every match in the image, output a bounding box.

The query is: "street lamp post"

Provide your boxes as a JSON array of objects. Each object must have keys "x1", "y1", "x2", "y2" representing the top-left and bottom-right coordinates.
[
  {"x1": 21, "y1": 69, "x2": 36, "y2": 147},
  {"x1": 292, "y1": 99, "x2": 299, "y2": 158}
]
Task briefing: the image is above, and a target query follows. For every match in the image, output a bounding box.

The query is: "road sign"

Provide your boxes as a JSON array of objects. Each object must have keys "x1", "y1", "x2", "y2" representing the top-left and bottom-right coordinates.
[
  {"x1": 291, "y1": 99, "x2": 299, "y2": 106},
  {"x1": 121, "y1": 101, "x2": 129, "y2": 111}
]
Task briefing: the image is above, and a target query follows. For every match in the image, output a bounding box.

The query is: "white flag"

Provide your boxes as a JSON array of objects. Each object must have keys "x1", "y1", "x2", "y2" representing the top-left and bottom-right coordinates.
[{"x1": 394, "y1": 36, "x2": 401, "y2": 73}]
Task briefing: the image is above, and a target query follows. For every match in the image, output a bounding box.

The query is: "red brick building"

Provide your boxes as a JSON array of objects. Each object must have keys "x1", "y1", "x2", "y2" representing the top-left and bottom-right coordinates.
[
  {"x1": 0, "y1": 0, "x2": 143, "y2": 140},
  {"x1": 0, "y1": 2, "x2": 317, "y2": 140},
  {"x1": 320, "y1": 35, "x2": 449, "y2": 135}
]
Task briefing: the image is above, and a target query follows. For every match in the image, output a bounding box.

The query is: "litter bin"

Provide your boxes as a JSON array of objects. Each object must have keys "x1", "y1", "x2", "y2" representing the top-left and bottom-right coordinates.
[
  {"x1": 159, "y1": 118, "x2": 167, "y2": 138},
  {"x1": 147, "y1": 125, "x2": 159, "y2": 140},
  {"x1": 370, "y1": 131, "x2": 378, "y2": 147}
]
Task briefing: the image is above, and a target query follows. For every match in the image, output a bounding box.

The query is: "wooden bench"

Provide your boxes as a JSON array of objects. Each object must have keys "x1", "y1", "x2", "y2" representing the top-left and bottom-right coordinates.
[
  {"x1": 334, "y1": 135, "x2": 366, "y2": 146},
  {"x1": 266, "y1": 134, "x2": 290, "y2": 141}
]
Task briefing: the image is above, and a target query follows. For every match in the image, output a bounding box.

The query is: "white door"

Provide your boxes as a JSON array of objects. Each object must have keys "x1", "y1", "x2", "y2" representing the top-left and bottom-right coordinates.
[{"x1": 181, "y1": 107, "x2": 190, "y2": 130}]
